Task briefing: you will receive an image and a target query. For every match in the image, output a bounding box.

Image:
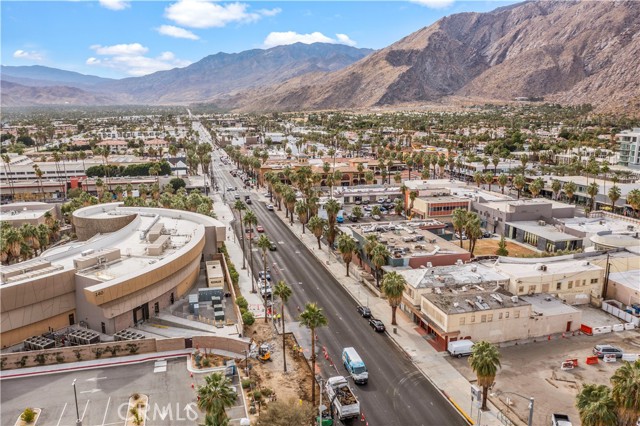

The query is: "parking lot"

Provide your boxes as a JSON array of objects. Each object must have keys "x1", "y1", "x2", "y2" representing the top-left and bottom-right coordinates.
[
  {"x1": 0, "y1": 358, "x2": 247, "y2": 426},
  {"x1": 447, "y1": 328, "x2": 640, "y2": 425}
]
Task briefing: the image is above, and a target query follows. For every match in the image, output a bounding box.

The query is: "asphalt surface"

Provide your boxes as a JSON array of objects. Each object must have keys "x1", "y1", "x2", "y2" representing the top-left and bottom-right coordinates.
[{"x1": 210, "y1": 151, "x2": 468, "y2": 426}]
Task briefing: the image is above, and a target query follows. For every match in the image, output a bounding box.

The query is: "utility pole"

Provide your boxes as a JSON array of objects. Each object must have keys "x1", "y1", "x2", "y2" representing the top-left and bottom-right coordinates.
[{"x1": 602, "y1": 252, "x2": 611, "y2": 298}]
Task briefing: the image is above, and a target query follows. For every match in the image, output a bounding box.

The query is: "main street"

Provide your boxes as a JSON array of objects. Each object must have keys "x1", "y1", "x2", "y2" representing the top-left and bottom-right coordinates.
[{"x1": 208, "y1": 149, "x2": 467, "y2": 426}]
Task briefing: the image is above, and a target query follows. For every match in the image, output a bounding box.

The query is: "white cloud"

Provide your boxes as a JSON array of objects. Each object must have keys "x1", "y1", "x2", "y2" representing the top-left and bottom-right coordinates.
[
  {"x1": 157, "y1": 24, "x2": 199, "y2": 40},
  {"x1": 99, "y1": 0, "x2": 130, "y2": 11},
  {"x1": 409, "y1": 0, "x2": 455, "y2": 9},
  {"x1": 87, "y1": 43, "x2": 191, "y2": 76},
  {"x1": 263, "y1": 32, "x2": 358, "y2": 48},
  {"x1": 13, "y1": 50, "x2": 44, "y2": 61},
  {"x1": 165, "y1": 0, "x2": 276, "y2": 29},
  {"x1": 90, "y1": 43, "x2": 148, "y2": 56}
]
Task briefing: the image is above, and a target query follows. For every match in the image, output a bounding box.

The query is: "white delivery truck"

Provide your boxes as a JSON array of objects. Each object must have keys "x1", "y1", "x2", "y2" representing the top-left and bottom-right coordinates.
[
  {"x1": 325, "y1": 376, "x2": 360, "y2": 421},
  {"x1": 447, "y1": 339, "x2": 474, "y2": 358}
]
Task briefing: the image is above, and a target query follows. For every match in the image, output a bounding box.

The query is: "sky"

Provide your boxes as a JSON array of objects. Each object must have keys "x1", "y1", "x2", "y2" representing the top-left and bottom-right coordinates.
[{"x1": 2, "y1": 0, "x2": 518, "y2": 79}]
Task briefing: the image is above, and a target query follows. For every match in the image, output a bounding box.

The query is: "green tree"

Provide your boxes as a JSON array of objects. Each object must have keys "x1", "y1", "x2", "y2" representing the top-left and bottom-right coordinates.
[
  {"x1": 610, "y1": 359, "x2": 640, "y2": 425},
  {"x1": 295, "y1": 199, "x2": 309, "y2": 233},
  {"x1": 469, "y1": 341, "x2": 501, "y2": 411},
  {"x1": 370, "y1": 243, "x2": 390, "y2": 288},
  {"x1": 299, "y1": 303, "x2": 328, "y2": 404},
  {"x1": 608, "y1": 185, "x2": 621, "y2": 213},
  {"x1": 496, "y1": 235, "x2": 509, "y2": 256},
  {"x1": 273, "y1": 281, "x2": 292, "y2": 372},
  {"x1": 308, "y1": 216, "x2": 325, "y2": 250},
  {"x1": 587, "y1": 182, "x2": 599, "y2": 212},
  {"x1": 197, "y1": 373, "x2": 237, "y2": 425},
  {"x1": 324, "y1": 198, "x2": 341, "y2": 249},
  {"x1": 337, "y1": 233, "x2": 357, "y2": 277},
  {"x1": 627, "y1": 189, "x2": 640, "y2": 218},
  {"x1": 513, "y1": 174, "x2": 526, "y2": 199},
  {"x1": 497, "y1": 174, "x2": 508, "y2": 194},
  {"x1": 576, "y1": 384, "x2": 618, "y2": 426},
  {"x1": 563, "y1": 181, "x2": 577, "y2": 204},
  {"x1": 551, "y1": 179, "x2": 562, "y2": 200},
  {"x1": 381, "y1": 271, "x2": 406, "y2": 326},
  {"x1": 452, "y1": 208, "x2": 468, "y2": 248},
  {"x1": 408, "y1": 191, "x2": 418, "y2": 215},
  {"x1": 529, "y1": 177, "x2": 544, "y2": 198}
]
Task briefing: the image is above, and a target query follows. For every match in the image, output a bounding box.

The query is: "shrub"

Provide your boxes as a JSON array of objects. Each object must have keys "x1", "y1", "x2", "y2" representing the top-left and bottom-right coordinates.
[
  {"x1": 202, "y1": 357, "x2": 211, "y2": 367},
  {"x1": 261, "y1": 387, "x2": 273, "y2": 397},
  {"x1": 126, "y1": 343, "x2": 139, "y2": 354},
  {"x1": 21, "y1": 408, "x2": 36, "y2": 423},
  {"x1": 236, "y1": 296, "x2": 248, "y2": 310},
  {"x1": 242, "y1": 311, "x2": 255, "y2": 326},
  {"x1": 253, "y1": 390, "x2": 262, "y2": 402},
  {"x1": 241, "y1": 379, "x2": 252, "y2": 389},
  {"x1": 34, "y1": 354, "x2": 46, "y2": 365},
  {"x1": 132, "y1": 393, "x2": 140, "y2": 401},
  {"x1": 73, "y1": 349, "x2": 82, "y2": 361},
  {"x1": 55, "y1": 353, "x2": 65, "y2": 363}
]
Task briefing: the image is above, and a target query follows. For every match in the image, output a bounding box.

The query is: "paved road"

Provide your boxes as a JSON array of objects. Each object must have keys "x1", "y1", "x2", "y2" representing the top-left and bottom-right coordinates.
[{"x1": 209, "y1": 150, "x2": 467, "y2": 426}]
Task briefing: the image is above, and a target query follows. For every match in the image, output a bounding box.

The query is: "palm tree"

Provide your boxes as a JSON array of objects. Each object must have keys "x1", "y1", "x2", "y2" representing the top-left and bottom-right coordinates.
[
  {"x1": 627, "y1": 189, "x2": 640, "y2": 218},
  {"x1": 295, "y1": 200, "x2": 309, "y2": 233},
  {"x1": 563, "y1": 181, "x2": 577, "y2": 204},
  {"x1": 611, "y1": 360, "x2": 640, "y2": 425},
  {"x1": 469, "y1": 341, "x2": 501, "y2": 411},
  {"x1": 370, "y1": 243, "x2": 389, "y2": 288},
  {"x1": 273, "y1": 281, "x2": 292, "y2": 372},
  {"x1": 33, "y1": 165, "x2": 44, "y2": 201},
  {"x1": 381, "y1": 271, "x2": 406, "y2": 326},
  {"x1": 2, "y1": 154, "x2": 15, "y2": 199},
  {"x1": 608, "y1": 185, "x2": 621, "y2": 213},
  {"x1": 408, "y1": 191, "x2": 418, "y2": 216},
  {"x1": 243, "y1": 210, "x2": 257, "y2": 288},
  {"x1": 324, "y1": 198, "x2": 341, "y2": 249},
  {"x1": 529, "y1": 177, "x2": 544, "y2": 199},
  {"x1": 308, "y1": 216, "x2": 325, "y2": 250},
  {"x1": 465, "y1": 214, "x2": 482, "y2": 257},
  {"x1": 497, "y1": 174, "x2": 508, "y2": 194},
  {"x1": 513, "y1": 174, "x2": 525, "y2": 199},
  {"x1": 473, "y1": 171, "x2": 484, "y2": 188},
  {"x1": 283, "y1": 188, "x2": 297, "y2": 225},
  {"x1": 576, "y1": 384, "x2": 618, "y2": 426},
  {"x1": 551, "y1": 179, "x2": 562, "y2": 200},
  {"x1": 233, "y1": 200, "x2": 247, "y2": 270},
  {"x1": 256, "y1": 234, "x2": 271, "y2": 323},
  {"x1": 337, "y1": 233, "x2": 357, "y2": 277},
  {"x1": 299, "y1": 303, "x2": 328, "y2": 404},
  {"x1": 197, "y1": 372, "x2": 237, "y2": 425},
  {"x1": 452, "y1": 208, "x2": 468, "y2": 248},
  {"x1": 587, "y1": 182, "x2": 599, "y2": 212},
  {"x1": 484, "y1": 172, "x2": 494, "y2": 192}
]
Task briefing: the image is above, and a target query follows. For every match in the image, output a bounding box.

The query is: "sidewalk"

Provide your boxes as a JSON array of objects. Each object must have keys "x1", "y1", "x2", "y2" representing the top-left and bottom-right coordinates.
[
  {"x1": 212, "y1": 193, "x2": 266, "y2": 320},
  {"x1": 258, "y1": 189, "x2": 505, "y2": 426}
]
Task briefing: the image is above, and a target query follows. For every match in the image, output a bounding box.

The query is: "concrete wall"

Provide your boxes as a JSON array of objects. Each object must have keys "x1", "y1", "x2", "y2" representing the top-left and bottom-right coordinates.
[
  {"x1": 527, "y1": 310, "x2": 582, "y2": 337},
  {"x1": 73, "y1": 211, "x2": 137, "y2": 241},
  {"x1": 192, "y1": 336, "x2": 250, "y2": 354},
  {"x1": 506, "y1": 269, "x2": 604, "y2": 305}
]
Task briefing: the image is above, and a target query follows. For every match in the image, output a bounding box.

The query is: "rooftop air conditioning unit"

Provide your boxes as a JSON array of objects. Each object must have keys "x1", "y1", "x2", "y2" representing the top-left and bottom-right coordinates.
[
  {"x1": 538, "y1": 220, "x2": 546, "y2": 226},
  {"x1": 471, "y1": 266, "x2": 477, "y2": 272},
  {"x1": 427, "y1": 262, "x2": 433, "y2": 268},
  {"x1": 511, "y1": 296, "x2": 518, "y2": 303}
]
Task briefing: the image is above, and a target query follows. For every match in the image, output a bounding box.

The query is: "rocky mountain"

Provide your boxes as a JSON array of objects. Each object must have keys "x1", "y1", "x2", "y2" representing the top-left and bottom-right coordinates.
[
  {"x1": 232, "y1": 1, "x2": 640, "y2": 113},
  {"x1": 1, "y1": 43, "x2": 373, "y2": 106},
  {"x1": 0, "y1": 81, "x2": 119, "y2": 107}
]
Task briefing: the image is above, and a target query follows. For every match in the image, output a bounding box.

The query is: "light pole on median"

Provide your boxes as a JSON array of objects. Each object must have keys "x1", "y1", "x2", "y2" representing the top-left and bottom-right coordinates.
[{"x1": 72, "y1": 379, "x2": 82, "y2": 426}]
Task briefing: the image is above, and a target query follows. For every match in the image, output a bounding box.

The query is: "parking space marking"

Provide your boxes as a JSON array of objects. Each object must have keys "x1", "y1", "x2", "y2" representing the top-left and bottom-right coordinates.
[
  {"x1": 55, "y1": 402, "x2": 67, "y2": 426},
  {"x1": 101, "y1": 396, "x2": 111, "y2": 426},
  {"x1": 81, "y1": 399, "x2": 90, "y2": 421}
]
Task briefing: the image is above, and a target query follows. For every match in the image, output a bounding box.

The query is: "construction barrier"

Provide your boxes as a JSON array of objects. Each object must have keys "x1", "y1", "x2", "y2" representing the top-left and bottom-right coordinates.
[
  {"x1": 580, "y1": 324, "x2": 593, "y2": 335},
  {"x1": 612, "y1": 324, "x2": 625, "y2": 332},
  {"x1": 624, "y1": 323, "x2": 636, "y2": 330},
  {"x1": 586, "y1": 356, "x2": 599, "y2": 365},
  {"x1": 603, "y1": 354, "x2": 617, "y2": 363},
  {"x1": 592, "y1": 325, "x2": 613, "y2": 335},
  {"x1": 622, "y1": 354, "x2": 640, "y2": 362}
]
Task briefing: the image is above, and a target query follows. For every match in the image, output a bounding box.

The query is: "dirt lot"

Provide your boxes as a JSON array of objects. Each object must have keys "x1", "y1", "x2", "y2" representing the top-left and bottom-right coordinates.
[
  {"x1": 462, "y1": 238, "x2": 537, "y2": 257},
  {"x1": 447, "y1": 329, "x2": 640, "y2": 425},
  {"x1": 241, "y1": 321, "x2": 313, "y2": 422}
]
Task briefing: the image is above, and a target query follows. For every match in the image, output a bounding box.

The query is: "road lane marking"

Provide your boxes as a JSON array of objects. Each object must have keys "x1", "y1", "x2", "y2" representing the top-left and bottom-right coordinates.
[
  {"x1": 101, "y1": 396, "x2": 111, "y2": 426},
  {"x1": 81, "y1": 388, "x2": 101, "y2": 394},
  {"x1": 55, "y1": 402, "x2": 67, "y2": 426},
  {"x1": 81, "y1": 399, "x2": 90, "y2": 421},
  {"x1": 86, "y1": 377, "x2": 107, "y2": 382}
]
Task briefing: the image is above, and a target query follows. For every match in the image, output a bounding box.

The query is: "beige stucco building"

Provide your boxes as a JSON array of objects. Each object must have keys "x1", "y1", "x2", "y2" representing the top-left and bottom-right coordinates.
[{"x1": 0, "y1": 203, "x2": 225, "y2": 348}]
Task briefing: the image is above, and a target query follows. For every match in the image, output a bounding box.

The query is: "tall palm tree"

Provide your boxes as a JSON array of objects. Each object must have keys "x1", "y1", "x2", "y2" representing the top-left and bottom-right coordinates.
[
  {"x1": 610, "y1": 360, "x2": 640, "y2": 425},
  {"x1": 337, "y1": 233, "x2": 357, "y2": 277},
  {"x1": 243, "y1": 210, "x2": 257, "y2": 289},
  {"x1": 363, "y1": 234, "x2": 378, "y2": 264},
  {"x1": 324, "y1": 198, "x2": 341, "y2": 249},
  {"x1": 408, "y1": 191, "x2": 418, "y2": 216},
  {"x1": 484, "y1": 172, "x2": 494, "y2": 192},
  {"x1": 33, "y1": 165, "x2": 44, "y2": 201},
  {"x1": 587, "y1": 182, "x2": 599, "y2": 212},
  {"x1": 627, "y1": 189, "x2": 640, "y2": 218},
  {"x1": 273, "y1": 281, "x2": 292, "y2": 372},
  {"x1": 295, "y1": 200, "x2": 309, "y2": 233},
  {"x1": 563, "y1": 181, "x2": 577, "y2": 205},
  {"x1": 233, "y1": 200, "x2": 247, "y2": 270},
  {"x1": 464, "y1": 213, "x2": 482, "y2": 257},
  {"x1": 2, "y1": 154, "x2": 15, "y2": 199},
  {"x1": 381, "y1": 271, "x2": 406, "y2": 325},
  {"x1": 529, "y1": 177, "x2": 544, "y2": 199},
  {"x1": 608, "y1": 185, "x2": 621, "y2": 213},
  {"x1": 469, "y1": 341, "x2": 501, "y2": 411},
  {"x1": 308, "y1": 216, "x2": 325, "y2": 250},
  {"x1": 299, "y1": 303, "x2": 328, "y2": 404},
  {"x1": 452, "y1": 208, "x2": 468, "y2": 248},
  {"x1": 497, "y1": 174, "x2": 508, "y2": 194},
  {"x1": 197, "y1": 372, "x2": 237, "y2": 425},
  {"x1": 513, "y1": 174, "x2": 525, "y2": 199},
  {"x1": 256, "y1": 234, "x2": 271, "y2": 323},
  {"x1": 551, "y1": 179, "x2": 562, "y2": 200},
  {"x1": 370, "y1": 243, "x2": 389, "y2": 288},
  {"x1": 576, "y1": 384, "x2": 618, "y2": 426},
  {"x1": 283, "y1": 188, "x2": 297, "y2": 225}
]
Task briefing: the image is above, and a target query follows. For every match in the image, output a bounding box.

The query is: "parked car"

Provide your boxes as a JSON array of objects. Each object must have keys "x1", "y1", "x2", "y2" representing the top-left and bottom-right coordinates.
[
  {"x1": 348, "y1": 214, "x2": 359, "y2": 222},
  {"x1": 363, "y1": 205, "x2": 372, "y2": 212},
  {"x1": 268, "y1": 241, "x2": 277, "y2": 251},
  {"x1": 482, "y1": 230, "x2": 492, "y2": 238},
  {"x1": 258, "y1": 271, "x2": 271, "y2": 281},
  {"x1": 372, "y1": 215, "x2": 381, "y2": 221},
  {"x1": 369, "y1": 318, "x2": 385, "y2": 332},
  {"x1": 256, "y1": 225, "x2": 265, "y2": 233},
  {"x1": 266, "y1": 204, "x2": 274, "y2": 211},
  {"x1": 234, "y1": 194, "x2": 241, "y2": 200},
  {"x1": 245, "y1": 199, "x2": 252, "y2": 205},
  {"x1": 592, "y1": 344, "x2": 623, "y2": 358},
  {"x1": 357, "y1": 306, "x2": 372, "y2": 318}
]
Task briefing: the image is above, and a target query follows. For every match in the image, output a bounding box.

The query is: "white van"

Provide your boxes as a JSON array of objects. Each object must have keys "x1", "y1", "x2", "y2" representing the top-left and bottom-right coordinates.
[
  {"x1": 447, "y1": 339, "x2": 474, "y2": 358},
  {"x1": 342, "y1": 347, "x2": 368, "y2": 384}
]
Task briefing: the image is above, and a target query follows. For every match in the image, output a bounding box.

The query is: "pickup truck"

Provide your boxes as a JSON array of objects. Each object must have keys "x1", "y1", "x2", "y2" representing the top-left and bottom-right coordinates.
[
  {"x1": 325, "y1": 376, "x2": 360, "y2": 421},
  {"x1": 551, "y1": 413, "x2": 572, "y2": 426}
]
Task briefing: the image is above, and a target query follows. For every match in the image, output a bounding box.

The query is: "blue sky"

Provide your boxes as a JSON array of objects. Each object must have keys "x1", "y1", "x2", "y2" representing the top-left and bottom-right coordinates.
[{"x1": 2, "y1": 0, "x2": 518, "y2": 79}]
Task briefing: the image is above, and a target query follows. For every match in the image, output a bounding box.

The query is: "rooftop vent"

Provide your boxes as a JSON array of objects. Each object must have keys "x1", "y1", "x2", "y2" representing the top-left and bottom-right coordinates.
[
  {"x1": 538, "y1": 220, "x2": 546, "y2": 226},
  {"x1": 511, "y1": 296, "x2": 519, "y2": 303}
]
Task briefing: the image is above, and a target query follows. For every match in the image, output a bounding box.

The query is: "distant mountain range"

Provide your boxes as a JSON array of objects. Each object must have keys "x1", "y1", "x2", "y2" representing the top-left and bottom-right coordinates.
[{"x1": 2, "y1": 1, "x2": 639, "y2": 113}]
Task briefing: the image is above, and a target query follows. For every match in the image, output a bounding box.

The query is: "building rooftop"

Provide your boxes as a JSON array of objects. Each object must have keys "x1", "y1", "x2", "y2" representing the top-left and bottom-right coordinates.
[
  {"x1": 395, "y1": 263, "x2": 509, "y2": 290},
  {"x1": 505, "y1": 220, "x2": 581, "y2": 242},
  {"x1": 418, "y1": 195, "x2": 471, "y2": 203},
  {"x1": 491, "y1": 257, "x2": 604, "y2": 279},
  {"x1": 424, "y1": 288, "x2": 527, "y2": 314},
  {"x1": 608, "y1": 270, "x2": 640, "y2": 291},
  {"x1": 521, "y1": 294, "x2": 581, "y2": 316},
  {"x1": 560, "y1": 216, "x2": 639, "y2": 236},
  {"x1": 478, "y1": 197, "x2": 572, "y2": 212}
]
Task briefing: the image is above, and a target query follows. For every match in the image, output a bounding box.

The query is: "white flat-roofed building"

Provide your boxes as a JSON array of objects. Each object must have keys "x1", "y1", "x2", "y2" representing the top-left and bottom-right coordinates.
[
  {"x1": 617, "y1": 128, "x2": 640, "y2": 169},
  {"x1": 490, "y1": 257, "x2": 605, "y2": 305},
  {"x1": 606, "y1": 270, "x2": 640, "y2": 309}
]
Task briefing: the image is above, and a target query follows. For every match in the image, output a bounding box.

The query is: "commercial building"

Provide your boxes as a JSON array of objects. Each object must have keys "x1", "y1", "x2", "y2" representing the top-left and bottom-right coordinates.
[
  {"x1": 0, "y1": 202, "x2": 59, "y2": 227},
  {"x1": 504, "y1": 220, "x2": 583, "y2": 253},
  {"x1": 606, "y1": 270, "x2": 640, "y2": 309},
  {"x1": 616, "y1": 128, "x2": 640, "y2": 169},
  {"x1": 0, "y1": 203, "x2": 226, "y2": 347},
  {"x1": 411, "y1": 195, "x2": 471, "y2": 220}
]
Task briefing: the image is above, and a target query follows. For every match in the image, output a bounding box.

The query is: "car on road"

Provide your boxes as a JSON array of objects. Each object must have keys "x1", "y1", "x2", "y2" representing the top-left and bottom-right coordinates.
[
  {"x1": 363, "y1": 205, "x2": 372, "y2": 212},
  {"x1": 592, "y1": 344, "x2": 623, "y2": 358},
  {"x1": 246, "y1": 199, "x2": 252, "y2": 205},
  {"x1": 357, "y1": 306, "x2": 372, "y2": 318},
  {"x1": 267, "y1": 204, "x2": 274, "y2": 211},
  {"x1": 256, "y1": 225, "x2": 265, "y2": 233},
  {"x1": 258, "y1": 271, "x2": 271, "y2": 281},
  {"x1": 372, "y1": 215, "x2": 381, "y2": 221},
  {"x1": 234, "y1": 194, "x2": 241, "y2": 200},
  {"x1": 269, "y1": 241, "x2": 277, "y2": 251},
  {"x1": 227, "y1": 186, "x2": 236, "y2": 191},
  {"x1": 369, "y1": 318, "x2": 385, "y2": 332}
]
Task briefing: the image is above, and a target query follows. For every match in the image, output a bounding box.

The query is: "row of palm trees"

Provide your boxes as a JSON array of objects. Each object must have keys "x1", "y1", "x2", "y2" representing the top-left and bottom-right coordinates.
[{"x1": 0, "y1": 212, "x2": 61, "y2": 264}]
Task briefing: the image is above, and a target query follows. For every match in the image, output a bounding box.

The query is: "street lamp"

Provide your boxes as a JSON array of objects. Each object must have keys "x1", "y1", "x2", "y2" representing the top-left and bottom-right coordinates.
[
  {"x1": 72, "y1": 379, "x2": 82, "y2": 426},
  {"x1": 494, "y1": 390, "x2": 534, "y2": 426}
]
